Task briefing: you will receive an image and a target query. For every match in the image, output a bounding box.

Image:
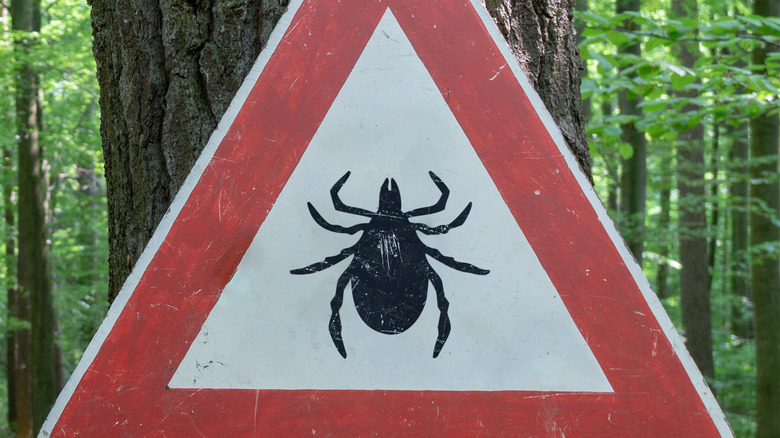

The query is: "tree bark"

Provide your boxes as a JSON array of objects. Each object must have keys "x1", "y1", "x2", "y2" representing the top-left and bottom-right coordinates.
[
  {"x1": 574, "y1": 0, "x2": 589, "y2": 124},
  {"x1": 750, "y1": 3, "x2": 780, "y2": 437},
  {"x1": 671, "y1": 0, "x2": 713, "y2": 381},
  {"x1": 485, "y1": 0, "x2": 591, "y2": 182},
  {"x1": 91, "y1": 0, "x2": 289, "y2": 302}
]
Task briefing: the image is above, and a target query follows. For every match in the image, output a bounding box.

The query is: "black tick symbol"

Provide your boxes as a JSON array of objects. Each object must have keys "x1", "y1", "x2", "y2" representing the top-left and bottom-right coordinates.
[{"x1": 291, "y1": 171, "x2": 489, "y2": 358}]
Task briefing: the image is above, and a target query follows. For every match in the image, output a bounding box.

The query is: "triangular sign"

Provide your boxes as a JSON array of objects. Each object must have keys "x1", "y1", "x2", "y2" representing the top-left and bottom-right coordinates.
[{"x1": 43, "y1": 0, "x2": 732, "y2": 436}]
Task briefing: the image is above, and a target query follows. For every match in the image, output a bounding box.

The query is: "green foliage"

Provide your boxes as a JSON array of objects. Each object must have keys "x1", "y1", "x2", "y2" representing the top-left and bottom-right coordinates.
[{"x1": 578, "y1": 2, "x2": 779, "y2": 435}]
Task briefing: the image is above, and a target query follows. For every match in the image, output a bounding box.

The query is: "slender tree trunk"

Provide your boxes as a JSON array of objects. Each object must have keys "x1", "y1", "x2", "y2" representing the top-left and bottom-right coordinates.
[
  {"x1": 3, "y1": 149, "x2": 18, "y2": 432},
  {"x1": 655, "y1": 181, "x2": 671, "y2": 299},
  {"x1": 750, "y1": 3, "x2": 780, "y2": 437},
  {"x1": 3, "y1": 4, "x2": 18, "y2": 422},
  {"x1": 11, "y1": 0, "x2": 56, "y2": 433},
  {"x1": 616, "y1": 0, "x2": 646, "y2": 264},
  {"x1": 707, "y1": 123, "x2": 719, "y2": 291},
  {"x1": 3, "y1": 76, "x2": 19, "y2": 436},
  {"x1": 727, "y1": 120, "x2": 751, "y2": 339},
  {"x1": 671, "y1": 0, "x2": 713, "y2": 381},
  {"x1": 600, "y1": 101, "x2": 620, "y2": 213},
  {"x1": 10, "y1": 0, "x2": 36, "y2": 434}
]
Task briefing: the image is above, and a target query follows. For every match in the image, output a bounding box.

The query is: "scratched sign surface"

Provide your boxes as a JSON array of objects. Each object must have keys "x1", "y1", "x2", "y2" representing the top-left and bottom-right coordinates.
[{"x1": 42, "y1": 0, "x2": 732, "y2": 436}]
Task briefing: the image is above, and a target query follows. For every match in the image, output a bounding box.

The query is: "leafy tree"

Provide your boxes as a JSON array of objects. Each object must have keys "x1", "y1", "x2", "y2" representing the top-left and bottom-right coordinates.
[
  {"x1": 749, "y1": 1, "x2": 780, "y2": 436},
  {"x1": 672, "y1": 0, "x2": 714, "y2": 382}
]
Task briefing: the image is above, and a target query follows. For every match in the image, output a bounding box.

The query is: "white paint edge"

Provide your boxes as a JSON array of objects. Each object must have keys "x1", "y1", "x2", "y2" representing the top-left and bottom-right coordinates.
[
  {"x1": 469, "y1": 1, "x2": 733, "y2": 436},
  {"x1": 38, "y1": 0, "x2": 307, "y2": 435}
]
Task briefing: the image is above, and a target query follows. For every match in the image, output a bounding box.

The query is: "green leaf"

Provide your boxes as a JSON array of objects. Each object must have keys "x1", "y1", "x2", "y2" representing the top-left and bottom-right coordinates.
[
  {"x1": 641, "y1": 101, "x2": 666, "y2": 113},
  {"x1": 604, "y1": 124, "x2": 623, "y2": 137},
  {"x1": 671, "y1": 73, "x2": 696, "y2": 91},
  {"x1": 646, "y1": 86, "x2": 664, "y2": 100},
  {"x1": 644, "y1": 37, "x2": 668, "y2": 52},
  {"x1": 683, "y1": 115, "x2": 701, "y2": 130},
  {"x1": 592, "y1": 52, "x2": 615, "y2": 73},
  {"x1": 647, "y1": 123, "x2": 667, "y2": 139},
  {"x1": 618, "y1": 142, "x2": 634, "y2": 159},
  {"x1": 607, "y1": 31, "x2": 630, "y2": 47},
  {"x1": 581, "y1": 27, "x2": 606, "y2": 38},
  {"x1": 637, "y1": 63, "x2": 657, "y2": 80}
]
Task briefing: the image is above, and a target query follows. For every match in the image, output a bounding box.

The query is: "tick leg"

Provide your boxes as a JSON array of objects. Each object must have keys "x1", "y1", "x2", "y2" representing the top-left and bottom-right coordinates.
[
  {"x1": 414, "y1": 203, "x2": 473, "y2": 235},
  {"x1": 405, "y1": 171, "x2": 450, "y2": 217},
  {"x1": 425, "y1": 247, "x2": 490, "y2": 275},
  {"x1": 329, "y1": 270, "x2": 353, "y2": 358},
  {"x1": 331, "y1": 171, "x2": 376, "y2": 218},
  {"x1": 290, "y1": 245, "x2": 356, "y2": 274},
  {"x1": 429, "y1": 269, "x2": 450, "y2": 358},
  {"x1": 307, "y1": 203, "x2": 366, "y2": 234}
]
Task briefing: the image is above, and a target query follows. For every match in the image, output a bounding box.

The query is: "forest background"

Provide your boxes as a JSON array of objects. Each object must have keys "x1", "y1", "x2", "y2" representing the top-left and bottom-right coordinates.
[{"x1": 0, "y1": 0, "x2": 778, "y2": 436}]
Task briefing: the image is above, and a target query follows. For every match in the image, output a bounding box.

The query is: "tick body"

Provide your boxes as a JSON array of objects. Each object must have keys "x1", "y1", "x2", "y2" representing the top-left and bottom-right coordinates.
[{"x1": 291, "y1": 171, "x2": 489, "y2": 358}]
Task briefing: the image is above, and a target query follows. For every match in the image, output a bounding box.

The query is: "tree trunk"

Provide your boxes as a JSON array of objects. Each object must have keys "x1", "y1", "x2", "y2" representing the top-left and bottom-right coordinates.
[
  {"x1": 485, "y1": 0, "x2": 591, "y2": 182},
  {"x1": 655, "y1": 182, "x2": 671, "y2": 299},
  {"x1": 3, "y1": 144, "x2": 18, "y2": 431},
  {"x1": 11, "y1": 0, "x2": 57, "y2": 432},
  {"x1": 728, "y1": 120, "x2": 751, "y2": 338},
  {"x1": 91, "y1": 0, "x2": 289, "y2": 302},
  {"x1": 95, "y1": 0, "x2": 592, "y2": 301},
  {"x1": 671, "y1": 0, "x2": 713, "y2": 381},
  {"x1": 574, "y1": 0, "x2": 590, "y2": 124},
  {"x1": 3, "y1": 3, "x2": 18, "y2": 422},
  {"x1": 601, "y1": 101, "x2": 620, "y2": 213},
  {"x1": 616, "y1": 0, "x2": 646, "y2": 264},
  {"x1": 750, "y1": 3, "x2": 780, "y2": 437},
  {"x1": 707, "y1": 124, "x2": 719, "y2": 292},
  {"x1": 3, "y1": 7, "x2": 18, "y2": 431}
]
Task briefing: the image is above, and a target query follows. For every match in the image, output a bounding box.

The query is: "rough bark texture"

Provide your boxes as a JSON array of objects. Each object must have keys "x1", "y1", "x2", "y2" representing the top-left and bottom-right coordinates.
[
  {"x1": 95, "y1": 0, "x2": 591, "y2": 303},
  {"x1": 91, "y1": 0, "x2": 289, "y2": 301},
  {"x1": 573, "y1": 0, "x2": 589, "y2": 123},
  {"x1": 485, "y1": 0, "x2": 591, "y2": 182}
]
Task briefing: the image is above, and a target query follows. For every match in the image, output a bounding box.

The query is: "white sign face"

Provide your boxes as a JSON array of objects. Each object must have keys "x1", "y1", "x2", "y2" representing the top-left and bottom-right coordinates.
[{"x1": 169, "y1": 10, "x2": 612, "y2": 392}]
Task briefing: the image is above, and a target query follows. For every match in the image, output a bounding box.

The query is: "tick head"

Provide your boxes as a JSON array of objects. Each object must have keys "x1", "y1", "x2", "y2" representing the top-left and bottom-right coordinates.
[{"x1": 378, "y1": 178, "x2": 402, "y2": 215}]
